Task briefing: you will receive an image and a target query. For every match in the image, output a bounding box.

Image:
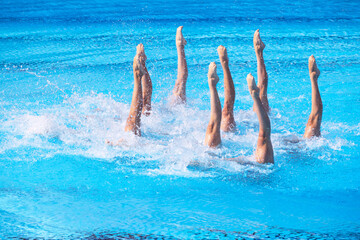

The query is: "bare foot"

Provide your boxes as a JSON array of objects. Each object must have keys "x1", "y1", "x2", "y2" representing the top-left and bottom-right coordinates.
[
  {"x1": 136, "y1": 43, "x2": 152, "y2": 117},
  {"x1": 205, "y1": 62, "x2": 222, "y2": 148},
  {"x1": 133, "y1": 55, "x2": 141, "y2": 74},
  {"x1": 176, "y1": 26, "x2": 187, "y2": 47},
  {"x1": 246, "y1": 73, "x2": 259, "y2": 97},
  {"x1": 136, "y1": 43, "x2": 147, "y2": 64},
  {"x1": 253, "y1": 29, "x2": 265, "y2": 53},
  {"x1": 308, "y1": 55, "x2": 320, "y2": 80},
  {"x1": 208, "y1": 62, "x2": 219, "y2": 87},
  {"x1": 217, "y1": 45, "x2": 229, "y2": 64},
  {"x1": 133, "y1": 53, "x2": 145, "y2": 76}
]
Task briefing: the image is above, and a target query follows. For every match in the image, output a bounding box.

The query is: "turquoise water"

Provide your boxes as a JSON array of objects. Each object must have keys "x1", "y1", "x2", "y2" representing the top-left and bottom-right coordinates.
[{"x1": 1, "y1": 0, "x2": 360, "y2": 239}]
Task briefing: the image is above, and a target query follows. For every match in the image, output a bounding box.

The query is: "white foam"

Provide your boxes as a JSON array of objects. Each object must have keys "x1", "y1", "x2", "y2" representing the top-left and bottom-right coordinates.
[{"x1": 1, "y1": 93, "x2": 355, "y2": 176}]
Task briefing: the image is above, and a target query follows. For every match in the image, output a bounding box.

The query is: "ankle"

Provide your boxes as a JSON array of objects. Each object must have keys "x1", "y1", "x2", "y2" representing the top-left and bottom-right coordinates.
[
  {"x1": 221, "y1": 61, "x2": 229, "y2": 70},
  {"x1": 256, "y1": 53, "x2": 264, "y2": 61},
  {"x1": 209, "y1": 82, "x2": 217, "y2": 89},
  {"x1": 176, "y1": 44, "x2": 185, "y2": 50}
]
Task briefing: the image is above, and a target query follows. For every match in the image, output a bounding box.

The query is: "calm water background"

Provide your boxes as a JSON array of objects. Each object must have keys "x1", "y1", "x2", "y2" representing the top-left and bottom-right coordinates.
[{"x1": 1, "y1": 0, "x2": 360, "y2": 239}]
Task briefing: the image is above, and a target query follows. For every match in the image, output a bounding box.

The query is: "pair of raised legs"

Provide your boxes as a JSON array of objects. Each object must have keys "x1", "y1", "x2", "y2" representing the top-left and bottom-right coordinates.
[
  {"x1": 304, "y1": 55, "x2": 322, "y2": 138},
  {"x1": 172, "y1": 26, "x2": 188, "y2": 103},
  {"x1": 205, "y1": 30, "x2": 273, "y2": 163},
  {"x1": 125, "y1": 26, "x2": 188, "y2": 136},
  {"x1": 125, "y1": 26, "x2": 188, "y2": 137},
  {"x1": 124, "y1": 44, "x2": 152, "y2": 136}
]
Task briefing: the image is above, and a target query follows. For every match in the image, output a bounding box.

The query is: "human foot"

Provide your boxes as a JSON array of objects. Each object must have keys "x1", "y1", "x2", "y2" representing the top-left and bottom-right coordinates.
[
  {"x1": 136, "y1": 43, "x2": 147, "y2": 65},
  {"x1": 247, "y1": 73, "x2": 259, "y2": 97},
  {"x1": 308, "y1": 55, "x2": 320, "y2": 80},
  {"x1": 176, "y1": 26, "x2": 187, "y2": 47},
  {"x1": 137, "y1": 43, "x2": 152, "y2": 116},
  {"x1": 217, "y1": 45, "x2": 229, "y2": 64},
  {"x1": 253, "y1": 29, "x2": 265, "y2": 53},
  {"x1": 208, "y1": 62, "x2": 219, "y2": 87},
  {"x1": 133, "y1": 54, "x2": 141, "y2": 72},
  {"x1": 133, "y1": 54, "x2": 145, "y2": 76}
]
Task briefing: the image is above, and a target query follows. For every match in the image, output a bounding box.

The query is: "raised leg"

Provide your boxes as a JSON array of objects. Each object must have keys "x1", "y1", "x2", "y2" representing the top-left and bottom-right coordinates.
[
  {"x1": 304, "y1": 55, "x2": 322, "y2": 138},
  {"x1": 124, "y1": 45, "x2": 145, "y2": 136},
  {"x1": 217, "y1": 45, "x2": 236, "y2": 132},
  {"x1": 137, "y1": 44, "x2": 153, "y2": 116},
  {"x1": 172, "y1": 26, "x2": 188, "y2": 104},
  {"x1": 253, "y1": 29, "x2": 270, "y2": 113},
  {"x1": 205, "y1": 62, "x2": 222, "y2": 148},
  {"x1": 247, "y1": 73, "x2": 274, "y2": 164}
]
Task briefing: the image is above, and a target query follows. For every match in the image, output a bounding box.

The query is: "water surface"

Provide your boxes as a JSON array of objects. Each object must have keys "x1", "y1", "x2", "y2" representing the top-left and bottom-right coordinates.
[{"x1": 1, "y1": 0, "x2": 360, "y2": 239}]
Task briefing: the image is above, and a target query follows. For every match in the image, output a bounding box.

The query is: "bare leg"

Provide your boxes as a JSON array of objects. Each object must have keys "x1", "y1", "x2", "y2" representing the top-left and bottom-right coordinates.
[
  {"x1": 217, "y1": 45, "x2": 236, "y2": 132},
  {"x1": 304, "y1": 55, "x2": 322, "y2": 138},
  {"x1": 172, "y1": 26, "x2": 188, "y2": 104},
  {"x1": 136, "y1": 44, "x2": 153, "y2": 116},
  {"x1": 124, "y1": 45, "x2": 145, "y2": 136},
  {"x1": 253, "y1": 29, "x2": 270, "y2": 113},
  {"x1": 141, "y1": 67, "x2": 152, "y2": 116},
  {"x1": 247, "y1": 73, "x2": 274, "y2": 164},
  {"x1": 205, "y1": 62, "x2": 222, "y2": 148}
]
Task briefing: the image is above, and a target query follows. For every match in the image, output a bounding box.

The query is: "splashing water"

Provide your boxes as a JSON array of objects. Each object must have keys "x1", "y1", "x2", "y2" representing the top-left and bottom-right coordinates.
[{"x1": 1, "y1": 0, "x2": 360, "y2": 238}]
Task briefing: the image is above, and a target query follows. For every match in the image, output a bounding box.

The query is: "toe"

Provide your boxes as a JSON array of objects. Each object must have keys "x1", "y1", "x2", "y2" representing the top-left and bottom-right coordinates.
[
  {"x1": 136, "y1": 43, "x2": 144, "y2": 55},
  {"x1": 177, "y1": 26, "x2": 183, "y2": 33},
  {"x1": 247, "y1": 73, "x2": 257, "y2": 92},
  {"x1": 308, "y1": 55, "x2": 316, "y2": 70},
  {"x1": 309, "y1": 55, "x2": 315, "y2": 62}
]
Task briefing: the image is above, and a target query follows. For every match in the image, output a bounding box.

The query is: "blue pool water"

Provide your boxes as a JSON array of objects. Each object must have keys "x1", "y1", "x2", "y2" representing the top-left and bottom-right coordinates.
[{"x1": 1, "y1": 0, "x2": 360, "y2": 238}]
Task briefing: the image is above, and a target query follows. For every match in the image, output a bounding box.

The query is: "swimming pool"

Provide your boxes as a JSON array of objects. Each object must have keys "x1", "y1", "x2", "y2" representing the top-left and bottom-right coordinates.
[{"x1": 1, "y1": 0, "x2": 360, "y2": 238}]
